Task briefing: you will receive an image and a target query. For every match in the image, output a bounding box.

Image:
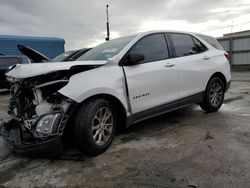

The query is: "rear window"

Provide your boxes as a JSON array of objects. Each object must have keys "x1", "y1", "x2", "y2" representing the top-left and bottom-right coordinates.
[{"x1": 198, "y1": 34, "x2": 223, "y2": 50}]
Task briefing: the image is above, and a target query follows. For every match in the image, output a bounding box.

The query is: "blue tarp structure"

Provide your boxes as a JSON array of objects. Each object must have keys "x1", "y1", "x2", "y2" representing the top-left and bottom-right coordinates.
[{"x1": 0, "y1": 35, "x2": 65, "y2": 59}]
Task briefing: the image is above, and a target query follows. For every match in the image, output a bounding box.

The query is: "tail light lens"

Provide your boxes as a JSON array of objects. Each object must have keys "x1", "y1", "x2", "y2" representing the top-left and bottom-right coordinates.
[{"x1": 224, "y1": 52, "x2": 230, "y2": 61}]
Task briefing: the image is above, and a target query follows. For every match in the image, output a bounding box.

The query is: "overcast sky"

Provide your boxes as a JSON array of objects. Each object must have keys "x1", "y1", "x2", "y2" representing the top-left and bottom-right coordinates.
[{"x1": 0, "y1": 0, "x2": 250, "y2": 50}]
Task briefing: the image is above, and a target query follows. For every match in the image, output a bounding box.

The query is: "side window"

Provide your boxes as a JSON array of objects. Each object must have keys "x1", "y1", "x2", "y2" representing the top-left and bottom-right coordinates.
[
  {"x1": 170, "y1": 33, "x2": 197, "y2": 57},
  {"x1": 193, "y1": 37, "x2": 207, "y2": 53},
  {"x1": 129, "y1": 34, "x2": 169, "y2": 63}
]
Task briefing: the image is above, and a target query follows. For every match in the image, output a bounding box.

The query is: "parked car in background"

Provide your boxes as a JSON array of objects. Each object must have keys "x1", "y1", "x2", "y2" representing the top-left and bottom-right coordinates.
[
  {"x1": 17, "y1": 45, "x2": 91, "y2": 62},
  {"x1": 0, "y1": 35, "x2": 65, "y2": 59},
  {"x1": 52, "y1": 48, "x2": 91, "y2": 62},
  {"x1": 0, "y1": 44, "x2": 48, "y2": 89},
  {"x1": 0, "y1": 56, "x2": 30, "y2": 89},
  {"x1": 0, "y1": 31, "x2": 231, "y2": 156},
  {"x1": 17, "y1": 45, "x2": 50, "y2": 63},
  {"x1": 0, "y1": 45, "x2": 90, "y2": 89}
]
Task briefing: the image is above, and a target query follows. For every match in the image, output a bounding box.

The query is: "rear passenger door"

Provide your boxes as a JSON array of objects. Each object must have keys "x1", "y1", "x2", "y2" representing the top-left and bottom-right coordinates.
[
  {"x1": 123, "y1": 33, "x2": 179, "y2": 114},
  {"x1": 169, "y1": 33, "x2": 211, "y2": 99}
]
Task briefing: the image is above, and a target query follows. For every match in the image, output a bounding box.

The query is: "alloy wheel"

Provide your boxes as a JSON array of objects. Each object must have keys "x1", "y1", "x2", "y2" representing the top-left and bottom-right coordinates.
[
  {"x1": 209, "y1": 82, "x2": 223, "y2": 107},
  {"x1": 92, "y1": 106, "x2": 114, "y2": 146}
]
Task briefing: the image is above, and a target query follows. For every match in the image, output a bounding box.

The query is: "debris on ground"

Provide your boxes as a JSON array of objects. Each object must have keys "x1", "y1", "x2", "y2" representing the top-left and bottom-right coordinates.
[
  {"x1": 204, "y1": 131, "x2": 214, "y2": 141},
  {"x1": 207, "y1": 144, "x2": 213, "y2": 151},
  {"x1": 188, "y1": 182, "x2": 198, "y2": 188},
  {"x1": 171, "y1": 177, "x2": 176, "y2": 182}
]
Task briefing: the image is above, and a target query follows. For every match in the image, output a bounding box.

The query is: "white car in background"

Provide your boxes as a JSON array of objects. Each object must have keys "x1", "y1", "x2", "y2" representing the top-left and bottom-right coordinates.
[{"x1": 0, "y1": 30, "x2": 231, "y2": 156}]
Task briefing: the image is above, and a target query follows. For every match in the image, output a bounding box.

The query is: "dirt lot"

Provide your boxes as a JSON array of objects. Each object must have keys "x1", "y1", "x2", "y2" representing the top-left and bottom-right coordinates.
[{"x1": 0, "y1": 71, "x2": 250, "y2": 188}]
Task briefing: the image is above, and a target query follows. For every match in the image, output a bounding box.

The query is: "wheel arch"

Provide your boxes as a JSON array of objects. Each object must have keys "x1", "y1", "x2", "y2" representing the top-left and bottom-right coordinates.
[
  {"x1": 207, "y1": 72, "x2": 227, "y2": 90},
  {"x1": 76, "y1": 93, "x2": 128, "y2": 131}
]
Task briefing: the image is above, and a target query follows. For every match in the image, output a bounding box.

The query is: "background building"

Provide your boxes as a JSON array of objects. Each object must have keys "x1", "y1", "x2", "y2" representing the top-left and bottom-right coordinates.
[
  {"x1": 0, "y1": 35, "x2": 65, "y2": 59},
  {"x1": 217, "y1": 30, "x2": 250, "y2": 68}
]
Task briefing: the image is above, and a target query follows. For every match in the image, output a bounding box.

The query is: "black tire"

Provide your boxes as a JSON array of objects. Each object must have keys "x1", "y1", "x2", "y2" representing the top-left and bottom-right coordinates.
[
  {"x1": 200, "y1": 77, "x2": 225, "y2": 113},
  {"x1": 74, "y1": 98, "x2": 117, "y2": 156}
]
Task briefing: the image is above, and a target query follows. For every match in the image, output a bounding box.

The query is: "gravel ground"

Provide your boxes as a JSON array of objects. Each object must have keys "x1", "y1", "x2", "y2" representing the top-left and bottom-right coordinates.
[{"x1": 0, "y1": 71, "x2": 250, "y2": 188}]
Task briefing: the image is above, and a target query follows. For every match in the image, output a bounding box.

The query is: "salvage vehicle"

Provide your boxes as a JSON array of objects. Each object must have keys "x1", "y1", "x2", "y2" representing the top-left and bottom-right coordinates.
[
  {"x1": 0, "y1": 31, "x2": 231, "y2": 156},
  {"x1": 52, "y1": 48, "x2": 91, "y2": 62}
]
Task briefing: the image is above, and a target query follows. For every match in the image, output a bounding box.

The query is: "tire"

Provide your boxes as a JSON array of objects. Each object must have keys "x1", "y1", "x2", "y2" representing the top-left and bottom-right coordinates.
[
  {"x1": 74, "y1": 98, "x2": 117, "y2": 156},
  {"x1": 200, "y1": 77, "x2": 225, "y2": 113}
]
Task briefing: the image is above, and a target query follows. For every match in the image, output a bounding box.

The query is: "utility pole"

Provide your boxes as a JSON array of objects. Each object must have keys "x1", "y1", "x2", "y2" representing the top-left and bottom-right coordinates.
[
  {"x1": 105, "y1": 4, "x2": 110, "y2": 41},
  {"x1": 231, "y1": 21, "x2": 234, "y2": 34}
]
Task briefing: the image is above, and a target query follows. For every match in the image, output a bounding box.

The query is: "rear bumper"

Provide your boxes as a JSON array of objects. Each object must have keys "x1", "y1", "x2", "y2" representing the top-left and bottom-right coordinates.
[{"x1": 0, "y1": 119, "x2": 63, "y2": 155}]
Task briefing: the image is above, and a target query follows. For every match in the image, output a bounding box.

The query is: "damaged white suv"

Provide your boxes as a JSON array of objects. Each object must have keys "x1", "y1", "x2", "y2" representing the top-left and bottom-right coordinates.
[{"x1": 0, "y1": 31, "x2": 231, "y2": 156}]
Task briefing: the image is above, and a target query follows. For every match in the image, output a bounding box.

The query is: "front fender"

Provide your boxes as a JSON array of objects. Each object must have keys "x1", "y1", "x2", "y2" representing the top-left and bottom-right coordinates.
[{"x1": 58, "y1": 65, "x2": 129, "y2": 111}]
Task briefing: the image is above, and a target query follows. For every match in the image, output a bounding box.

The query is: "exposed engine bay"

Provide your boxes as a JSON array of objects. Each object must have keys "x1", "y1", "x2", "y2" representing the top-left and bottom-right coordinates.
[{"x1": 0, "y1": 64, "x2": 101, "y2": 153}]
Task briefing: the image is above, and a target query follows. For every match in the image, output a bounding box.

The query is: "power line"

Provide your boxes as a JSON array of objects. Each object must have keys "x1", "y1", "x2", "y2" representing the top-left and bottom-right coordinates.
[{"x1": 201, "y1": 20, "x2": 250, "y2": 33}]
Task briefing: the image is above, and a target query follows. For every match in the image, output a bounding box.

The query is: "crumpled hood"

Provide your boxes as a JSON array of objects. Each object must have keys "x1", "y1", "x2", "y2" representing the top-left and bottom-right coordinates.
[{"x1": 6, "y1": 60, "x2": 107, "y2": 79}]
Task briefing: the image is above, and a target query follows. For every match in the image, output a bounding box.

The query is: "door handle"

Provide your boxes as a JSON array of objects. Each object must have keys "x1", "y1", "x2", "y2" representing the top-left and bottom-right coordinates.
[
  {"x1": 164, "y1": 62, "x2": 175, "y2": 67},
  {"x1": 203, "y1": 56, "x2": 210, "y2": 60}
]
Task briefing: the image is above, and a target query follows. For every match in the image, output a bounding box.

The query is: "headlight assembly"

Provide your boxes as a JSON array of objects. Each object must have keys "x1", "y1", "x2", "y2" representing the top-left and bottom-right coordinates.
[{"x1": 36, "y1": 113, "x2": 62, "y2": 134}]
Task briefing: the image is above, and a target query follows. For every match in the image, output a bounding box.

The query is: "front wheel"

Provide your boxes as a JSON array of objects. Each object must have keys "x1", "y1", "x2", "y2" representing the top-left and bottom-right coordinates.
[
  {"x1": 200, "y1": 77, "x2": 225, "y2": 113},
  {"x1": 74, "y1": 98, "x2": 116, "y2": 156}
]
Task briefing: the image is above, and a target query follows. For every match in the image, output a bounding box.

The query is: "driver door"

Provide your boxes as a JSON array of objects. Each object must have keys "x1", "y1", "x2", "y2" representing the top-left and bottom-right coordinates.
[{"x1": 122, "y1": 33, "x2": 179, "y2": 114}]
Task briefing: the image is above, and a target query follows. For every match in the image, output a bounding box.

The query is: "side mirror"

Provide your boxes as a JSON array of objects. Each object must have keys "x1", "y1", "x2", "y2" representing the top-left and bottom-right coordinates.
[{"x1": 122, "y1": 53, "x2": 145, "y2": 66}]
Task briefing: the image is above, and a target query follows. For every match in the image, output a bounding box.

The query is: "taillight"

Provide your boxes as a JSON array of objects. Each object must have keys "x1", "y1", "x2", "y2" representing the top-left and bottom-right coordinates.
[{"x1": 224, "y1": 52, "x2": 230, "y2": 61}]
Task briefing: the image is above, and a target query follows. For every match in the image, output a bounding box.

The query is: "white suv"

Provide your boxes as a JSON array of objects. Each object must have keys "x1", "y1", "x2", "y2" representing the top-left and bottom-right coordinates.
[{"x1": 0, "y1": 31, "x2": 231, "y2": 156}]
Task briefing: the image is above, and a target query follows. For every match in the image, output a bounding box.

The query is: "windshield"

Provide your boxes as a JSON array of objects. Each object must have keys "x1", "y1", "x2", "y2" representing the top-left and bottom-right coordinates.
[
  {"x1": 52, "y1": 51, "x2": 75, "y2": 62},
  {"x1": 76, "y1": 36, "x2": 135, "y2": 61}
]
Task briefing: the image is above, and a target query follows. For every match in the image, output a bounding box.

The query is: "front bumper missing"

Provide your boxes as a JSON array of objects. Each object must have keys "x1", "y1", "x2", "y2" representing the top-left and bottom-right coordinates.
[{"x1": 0, "y1": 119, "x2": 63, "y2": 155}]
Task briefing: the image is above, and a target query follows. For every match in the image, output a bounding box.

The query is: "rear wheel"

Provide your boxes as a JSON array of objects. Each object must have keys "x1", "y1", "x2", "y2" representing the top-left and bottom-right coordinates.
[
  {"x1": 200, "y1": 77, "x2": 225, "y2": 113},
  {"x1": 74, "y1": 98, "x2": 116, "y2": 156}
]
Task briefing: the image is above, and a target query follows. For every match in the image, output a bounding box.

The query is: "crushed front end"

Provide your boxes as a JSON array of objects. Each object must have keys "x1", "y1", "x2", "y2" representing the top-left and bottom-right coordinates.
[{"x1": 0, "y1": 71, "x2": 76, "y2": 155}]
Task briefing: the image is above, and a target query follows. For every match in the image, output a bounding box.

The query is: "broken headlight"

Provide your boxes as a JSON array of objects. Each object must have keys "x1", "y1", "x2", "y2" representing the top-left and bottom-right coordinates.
[{"x1": 36, "y1": 113, "x2": 62, "y2": 134}]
